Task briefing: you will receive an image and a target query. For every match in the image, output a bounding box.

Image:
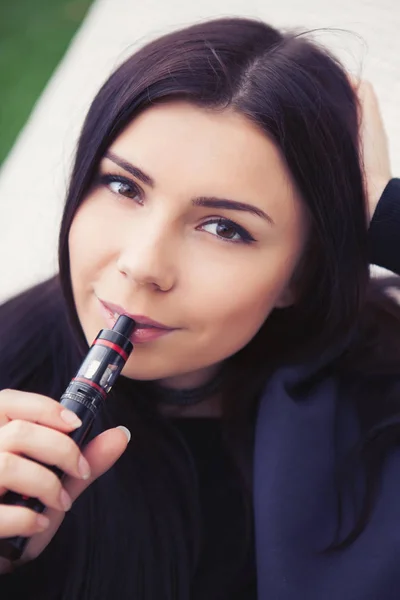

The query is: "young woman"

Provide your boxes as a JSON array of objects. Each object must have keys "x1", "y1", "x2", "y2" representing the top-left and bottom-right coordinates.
[{"x1": 0, "y1": 17, "x2": 400, "y2": 600}]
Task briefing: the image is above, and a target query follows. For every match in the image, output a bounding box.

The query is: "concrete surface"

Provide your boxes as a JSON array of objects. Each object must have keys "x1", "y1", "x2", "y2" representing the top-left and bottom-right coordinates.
[{"x1": 0, "y1": 0, "x2": 399, "y2": 303}]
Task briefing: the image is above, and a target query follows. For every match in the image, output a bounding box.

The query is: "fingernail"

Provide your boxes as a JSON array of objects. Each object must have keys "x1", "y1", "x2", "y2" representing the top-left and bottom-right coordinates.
[
  {"x1": 117, "y1": 426, "x2": 131, "y2": 443},
  {"x1": 37, "y1": 514, "x2": 50, "y2": 530},
  {"x1": 60, "y1": 409, "x2": 82, "y2": 428},
  {"x1": 78, "y1": 455, "x2": 91, "y2": 480},
  {"x1": 60, "y1": 489, "x2": 72, "y2": 512}
]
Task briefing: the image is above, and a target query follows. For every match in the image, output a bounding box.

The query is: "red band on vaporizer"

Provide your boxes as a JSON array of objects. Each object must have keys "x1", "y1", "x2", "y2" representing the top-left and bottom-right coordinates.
[
  {"x1": 94, "y1": 338, "x2": 129, "y2": 361},
  {"x1": 72, "y1": 377, "x2": 108, "y2": 399}
]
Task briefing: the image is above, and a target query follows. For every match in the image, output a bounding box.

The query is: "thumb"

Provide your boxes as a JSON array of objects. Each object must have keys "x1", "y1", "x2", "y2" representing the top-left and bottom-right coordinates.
[{"x1": 66, "y1": 426, "x2": 131, "y2": 502}]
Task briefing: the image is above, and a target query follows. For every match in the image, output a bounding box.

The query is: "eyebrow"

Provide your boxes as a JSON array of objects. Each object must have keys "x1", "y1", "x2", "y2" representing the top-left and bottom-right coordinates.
[
  {"x1": 105, "y1": 151, "x2": 155, "y2": 187},
  {"x1": 192, "y1": 197, "x2": 273, "y2": 224},
  {"x1": 104, "y1": 151, "x2": 274, "y2": 224}
]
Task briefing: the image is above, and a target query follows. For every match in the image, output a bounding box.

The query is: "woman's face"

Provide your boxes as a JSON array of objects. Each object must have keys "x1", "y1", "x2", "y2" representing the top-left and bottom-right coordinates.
[{"x1": 69, "y1": 101, "x2": 309, "y2": 388}]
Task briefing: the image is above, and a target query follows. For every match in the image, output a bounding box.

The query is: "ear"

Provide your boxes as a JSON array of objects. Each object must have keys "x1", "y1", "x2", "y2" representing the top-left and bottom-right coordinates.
[{"x1": 274, "y1": 285, "x2": 296, "y2": 309}]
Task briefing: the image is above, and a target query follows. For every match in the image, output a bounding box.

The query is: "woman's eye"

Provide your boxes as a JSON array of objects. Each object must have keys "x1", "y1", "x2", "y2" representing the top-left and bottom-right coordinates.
[
  {"x1": 109, "y1": 181, "x2": 134, "y2": 197},
  {"x1": 99, "y1": 174, "x2": 143, "y2": 203},
  {"x1": 200, "y1": 219, "x2": 255, "y2": 244}
]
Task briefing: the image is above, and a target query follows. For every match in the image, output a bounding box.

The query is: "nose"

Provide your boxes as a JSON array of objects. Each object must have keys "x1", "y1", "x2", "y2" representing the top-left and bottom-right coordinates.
[{"x1": 116, "y1": 219, "x2": 177, "y2": 292}]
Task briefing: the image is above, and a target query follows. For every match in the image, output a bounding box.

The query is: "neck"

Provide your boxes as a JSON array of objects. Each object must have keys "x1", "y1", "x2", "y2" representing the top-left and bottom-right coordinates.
[
  {"x1": 136, "y1": 365, "x2": 226, "y2": 417},
  {"x1": 160, "y1": 393, "x2": 223, "y2": 418},
  {"x1": 156, "y1": 364, "x2": 222, "y2": 390}
]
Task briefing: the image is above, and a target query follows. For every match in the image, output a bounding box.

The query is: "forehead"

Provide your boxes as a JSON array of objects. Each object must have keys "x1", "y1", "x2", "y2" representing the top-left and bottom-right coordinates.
[
  {"x1": 110, "y1": 102, "x2": 287, "y2": 183},
  {"x1": 107, "y1": 101, "x2": 303, "y2": 228}
]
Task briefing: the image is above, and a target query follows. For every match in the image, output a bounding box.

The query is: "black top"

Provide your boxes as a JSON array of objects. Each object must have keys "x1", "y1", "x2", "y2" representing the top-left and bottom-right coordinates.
[{"x1": 172, "y1": 418, "x2": 257, "y2": 600}]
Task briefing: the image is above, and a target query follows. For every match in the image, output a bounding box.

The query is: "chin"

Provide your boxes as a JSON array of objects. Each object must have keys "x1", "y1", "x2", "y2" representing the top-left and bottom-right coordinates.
[
  {"x1": 119, "y1": 359, "x2": 213, "y2": 387},
  {"x1": 120, "y1": 360, "x2": 173, "y2": 382}
]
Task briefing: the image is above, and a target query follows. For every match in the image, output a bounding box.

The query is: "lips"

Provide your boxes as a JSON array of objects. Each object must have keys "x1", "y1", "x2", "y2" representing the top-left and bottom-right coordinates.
[
  {"x1": 97, "y1": 297, "x2": 176, "y2": 343},
  {"x1": 100, "y1": 299, "x2": 173, "y2": 330}
]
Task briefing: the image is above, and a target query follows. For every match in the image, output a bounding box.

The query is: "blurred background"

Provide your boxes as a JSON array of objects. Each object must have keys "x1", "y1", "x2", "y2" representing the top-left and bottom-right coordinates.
[
  {"x1": 0, "y1": 0, "x2": 399, "y2": 302},
  {"x1": 0, "y1": 0, "x2": 93, "y2": 165}
]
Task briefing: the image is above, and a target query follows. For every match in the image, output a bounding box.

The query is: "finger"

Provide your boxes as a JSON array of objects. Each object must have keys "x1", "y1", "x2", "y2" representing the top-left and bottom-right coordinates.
[
  {"x1": 64, "y1": 427, "x2": 131, "y2": 503},
  {"x1": 355, "y1": 81, "x2": 384, "y2": 127},
  {"x1": 0, "y1": 389, "x2": 82, "y2": 431},
  {"x1": 17, "y1": 427, "x2": 131, "y2": 564},
  {"x1": 0, "y1": 420, "x2": 90, "y2": 481},
  {"x1": 348, "y1": 76, "x2": 372, "y2": 96},
  {"x1": 347, "y1": 73, "x2": 361, "y2": 89},
  {"x1": 0, "y1": 504, "x2": 50, "y2": 537},
  {"x1": 0, "y1": 453, "x2": 72, "y2": 512}
]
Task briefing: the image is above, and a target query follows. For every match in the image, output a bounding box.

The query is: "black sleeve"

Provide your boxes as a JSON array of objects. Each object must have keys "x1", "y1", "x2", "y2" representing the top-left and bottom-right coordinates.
[{"x1": 368, "y1": 178, "x2": 400, "y2": 275}]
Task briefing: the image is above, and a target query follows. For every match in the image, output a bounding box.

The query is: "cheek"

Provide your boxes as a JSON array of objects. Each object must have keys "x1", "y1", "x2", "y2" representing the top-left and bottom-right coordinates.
[
  {"x1": 187, "y1": 249, "x2": 297, "y2": 357},
  {"x1": 68, "y1": 200, "x2": 114, "y2": 284},
  {"x1": 68, "y1": 207, "x2": 109, "y2": 338}
]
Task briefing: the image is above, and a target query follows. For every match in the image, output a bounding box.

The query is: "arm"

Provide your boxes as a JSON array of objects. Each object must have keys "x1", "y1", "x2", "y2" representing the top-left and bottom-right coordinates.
[
  {"x1": 368, "y1": 178, "x2": 400, "y2": 274},
  {"x1": 351, "y1": 79, "x2": 399, "y2": 275}
]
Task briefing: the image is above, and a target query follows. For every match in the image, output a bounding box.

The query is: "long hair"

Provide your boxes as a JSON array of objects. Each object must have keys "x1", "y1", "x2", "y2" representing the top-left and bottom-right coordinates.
[{"x1": 1, "y1": 17, "x2": 400, "y2": 598}]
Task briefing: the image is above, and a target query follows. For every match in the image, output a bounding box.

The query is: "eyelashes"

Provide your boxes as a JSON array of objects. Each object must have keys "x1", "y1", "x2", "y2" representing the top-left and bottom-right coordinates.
[
  {"x1": 97, "y1": 174, "x2": 144, "y2": 203},
  {"x1": 96, "y1": 172, "x2": 256, "y2": 245},
  {"x1": 200, "y1": 218, "x2": 255, "y2": 243}
]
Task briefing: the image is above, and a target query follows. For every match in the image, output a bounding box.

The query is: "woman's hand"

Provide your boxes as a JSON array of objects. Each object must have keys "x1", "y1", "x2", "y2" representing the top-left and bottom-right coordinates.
[
  {"x1": 351, "y1": 78, "x2": 393, "y2": 222},
  {"x1": 0, "y1": 389, "x2": 130, "y2": 574}
]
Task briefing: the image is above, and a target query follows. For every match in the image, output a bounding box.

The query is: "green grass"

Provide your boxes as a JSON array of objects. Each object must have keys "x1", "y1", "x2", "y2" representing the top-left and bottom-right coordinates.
[{"x1": 0, "y1": 0, "x2": 93, "y2": 165}]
